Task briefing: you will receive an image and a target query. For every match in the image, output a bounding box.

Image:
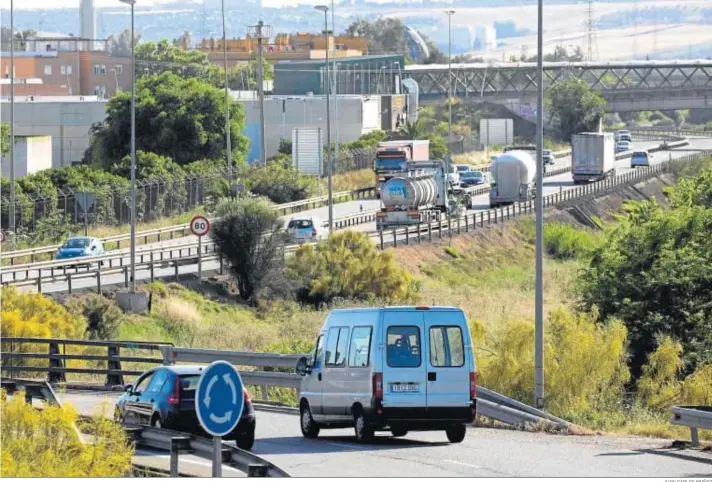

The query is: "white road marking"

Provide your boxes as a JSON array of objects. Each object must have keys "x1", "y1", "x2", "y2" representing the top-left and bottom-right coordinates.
[{"x1": 444, "y1": 459, "x2": 482, "y2": 469}]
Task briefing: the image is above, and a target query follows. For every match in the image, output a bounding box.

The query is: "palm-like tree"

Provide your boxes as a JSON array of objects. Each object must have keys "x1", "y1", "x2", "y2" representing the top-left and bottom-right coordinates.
[{"x1": 401, "y1": 119, "x2": 426, "y2": 140}]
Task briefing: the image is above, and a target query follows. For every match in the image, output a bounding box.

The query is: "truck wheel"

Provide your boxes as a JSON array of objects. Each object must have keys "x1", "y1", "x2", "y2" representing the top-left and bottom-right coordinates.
[{"x1": 445, "y1": 424, "x2": 466, "y2": 443}]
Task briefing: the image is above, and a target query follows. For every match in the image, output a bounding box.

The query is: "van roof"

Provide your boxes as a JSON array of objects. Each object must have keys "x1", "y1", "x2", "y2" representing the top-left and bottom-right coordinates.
[{"x1": 328, "y1": 306, "x2": 464, "y2": 313}]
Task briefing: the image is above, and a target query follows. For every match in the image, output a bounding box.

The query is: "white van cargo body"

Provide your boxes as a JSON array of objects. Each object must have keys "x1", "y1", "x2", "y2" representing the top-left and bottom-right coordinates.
[{"x1": 296, "y1": 306, "x2": 477, "y2": 443}]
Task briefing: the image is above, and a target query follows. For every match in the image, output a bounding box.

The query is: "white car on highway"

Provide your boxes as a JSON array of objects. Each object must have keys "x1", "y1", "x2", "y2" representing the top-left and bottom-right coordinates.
[
  {"x1": 630, "y1": 150, "x2": 651, "y2": 167},
  {"x1": 286, "y1": 216, "x2": 327, "y2": 243},
  {"x1": 296, "y1": 306, "x2": 477, "y2": 444}
]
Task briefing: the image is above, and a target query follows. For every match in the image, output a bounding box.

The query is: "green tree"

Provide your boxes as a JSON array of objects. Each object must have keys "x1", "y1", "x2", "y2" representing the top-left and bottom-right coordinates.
[
  {"x1": 344, "y1": 18, "x2": 444, "y2": 64},
  {"x1": 546, "y1": 78, "x2": 606, "y2": 141},
  {"x1": 210, "y1": 197, "x2": 285, "y2": 302},
  {"x1": 287, "y1": 230, "x2": 419, "y2": 305},
  {"x1": 401, "y1": 119, "x2": 426, "y2": 140},
  {"x1": 1, "y1": 122, "x2": 9, "y2": 157},
  {"x1": 106, "y1": 28, "x2": 140, "y2": 57},
  {"x1": 90, "y1": 72, "x2": 249, "y2": 166},
  {"x1": 578, "y1": 198, "x2": 712, "y2": 378},
  {"x1": 135, "y1": 39, "x2": 212, "y2": 79},
  {"x1": 246, "y1": 161, "x2": 317, "y2": 204}
]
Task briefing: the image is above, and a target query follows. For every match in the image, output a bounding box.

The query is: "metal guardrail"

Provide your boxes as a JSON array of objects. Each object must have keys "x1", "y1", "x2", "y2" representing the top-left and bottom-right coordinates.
[
  {"x1": 1, "y1": 338, "x2": 174, "y2": 387},
  {"x1": 124, "y1": 425, "x2": 290, "y2": 477},
  {"x1": 669, "y1": 406, "x2": 712, "y2": 447},
  {"x1": 0, "y1": 378, "x2": 64, "y2": 408}
]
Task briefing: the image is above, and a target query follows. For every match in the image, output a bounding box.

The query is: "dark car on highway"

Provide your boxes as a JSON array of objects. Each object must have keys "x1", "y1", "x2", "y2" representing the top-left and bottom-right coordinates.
[
  {"x1": 460, "y1": 170, "x2": 485, "y2": 186},
  {"x1": 114, "y1": 365, "x2": 256, "y2": 450}
]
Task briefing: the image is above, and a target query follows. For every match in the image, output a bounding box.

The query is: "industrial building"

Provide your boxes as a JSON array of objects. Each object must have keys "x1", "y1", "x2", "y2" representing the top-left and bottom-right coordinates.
[
  {"x1": 273, "y1": 54, "x2": 406, "y2": 96},
  {"x1": 0, "y1": 135, "x2": 53, "y2": 178}
]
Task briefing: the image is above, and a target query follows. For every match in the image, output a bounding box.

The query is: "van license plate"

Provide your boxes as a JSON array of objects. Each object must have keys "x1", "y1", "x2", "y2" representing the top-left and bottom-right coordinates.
[{"x1": 391, "y1": 383, "x2": 419, "y2": 393}]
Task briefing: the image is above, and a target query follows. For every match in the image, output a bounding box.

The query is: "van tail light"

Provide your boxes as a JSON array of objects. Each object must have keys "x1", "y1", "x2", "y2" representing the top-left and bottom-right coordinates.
[
  {"x1": 167, "y1": 377, "x2": 181, "y2": 405},
  {"x1": 470, "y1": 372, "x2": 477, "y2": 400},
  {"x1": 243, "y1": 387, "x2": 251, "y2": 405},
  {"x1": 372, "y1": 372, "x2": 383, "y2": 400},
  {"x1": 312, "y1": 229, "x2": 318, "y2": 237}
]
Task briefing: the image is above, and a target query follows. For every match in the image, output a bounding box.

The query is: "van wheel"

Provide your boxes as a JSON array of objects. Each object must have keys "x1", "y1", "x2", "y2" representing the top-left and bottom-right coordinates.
[
  {"x1": 391, "y1": 427, "x2": 408, "y2": 438},
  {"x1": 446, "y1": 424, "x2": 466, "y2": 443},
  {"x1": 151, "y1": 414, "x2": 162, "y2": 429},
  {"x1": 300, "y1": 403, "x2": 320, "y2": 439},
  {"x1": 353, "y1": 410, "x2": 374, "y2": 443}
]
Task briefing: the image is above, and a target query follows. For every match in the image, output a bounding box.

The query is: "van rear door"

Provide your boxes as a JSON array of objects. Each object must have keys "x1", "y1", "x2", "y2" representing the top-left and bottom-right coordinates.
[
  {"x1": 424, "y1": 310, "x2": 472, "y2": 409},
  {"x1": 382, "y1": 310, "x2": 427, "y2": 408}
]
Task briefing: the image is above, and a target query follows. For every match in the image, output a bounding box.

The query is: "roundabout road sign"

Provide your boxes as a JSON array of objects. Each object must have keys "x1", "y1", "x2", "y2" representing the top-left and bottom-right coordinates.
[
  {"x1": 190, "y1": 215, "x2": 210, "y2": 237},
  {"x1": 195, "y1": 360, "x2": 244, "y2": 437}
]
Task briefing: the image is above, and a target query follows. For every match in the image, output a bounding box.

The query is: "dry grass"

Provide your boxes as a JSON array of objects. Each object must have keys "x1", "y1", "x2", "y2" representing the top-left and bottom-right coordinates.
[{"x1": 328, "y1": 169, "x2": 374, "y2": 192}]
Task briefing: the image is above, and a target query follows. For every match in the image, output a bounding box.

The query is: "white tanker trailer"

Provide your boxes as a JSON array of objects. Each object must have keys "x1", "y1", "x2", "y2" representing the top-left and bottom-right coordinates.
[
  {"x1": 376, "y1": 160, "x2": 450, "y2": 230},
  {"x1": 489, "y1": 151, "x2": 537, "y2": 208}
]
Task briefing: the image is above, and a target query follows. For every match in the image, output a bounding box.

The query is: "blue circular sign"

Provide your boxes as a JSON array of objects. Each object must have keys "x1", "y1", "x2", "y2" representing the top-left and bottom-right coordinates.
[{"x1": 195, "y1": 361, "x2": 245, "y2": 437}]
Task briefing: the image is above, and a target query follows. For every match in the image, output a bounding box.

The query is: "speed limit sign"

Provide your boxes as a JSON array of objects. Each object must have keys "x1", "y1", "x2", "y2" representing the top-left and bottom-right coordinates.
[{"x1": 190, "y1": 215, "x2": 210, "y2": 237}]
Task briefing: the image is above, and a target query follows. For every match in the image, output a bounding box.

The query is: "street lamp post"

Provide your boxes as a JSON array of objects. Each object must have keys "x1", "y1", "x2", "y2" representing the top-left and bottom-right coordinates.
[
  {"x1": 221, "y1": 0, "x2": 233, "y2": 179},
  {"x1": 331, "y1": 0, "x2": 339, "y2": 178},
  {"x1": 248, "y1": 21, "x2": 272, "y2": 166},
  {"x1": 534, "y1": 0, "x2": 545, "y2": 409},
  {"x1": 315, "y1": 5, "x2": 333, "y2": 231},
  {"x1": 120, "y1": 0, "x2": 137, "y2": 292},
  {"x1": 9, "y1": 0, "x2": 16, "y2": 249}
]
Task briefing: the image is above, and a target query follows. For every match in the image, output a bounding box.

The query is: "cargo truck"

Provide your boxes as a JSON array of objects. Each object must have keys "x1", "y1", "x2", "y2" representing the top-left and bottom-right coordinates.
[
  {"x1": 489, "y1": 151, "x2": 537, "y2": 208},
  {"x1": 571, "y1": 132, "x2": 616, "y2": 184},
  {"x1": 373, "y1": 140, "x2": 430, "y2": 198}
]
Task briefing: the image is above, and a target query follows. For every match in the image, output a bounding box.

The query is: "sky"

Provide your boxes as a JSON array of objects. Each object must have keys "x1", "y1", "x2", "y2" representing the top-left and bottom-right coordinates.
[{"x1": 1, "y1": 0, "x2": 347, "y2": 9}]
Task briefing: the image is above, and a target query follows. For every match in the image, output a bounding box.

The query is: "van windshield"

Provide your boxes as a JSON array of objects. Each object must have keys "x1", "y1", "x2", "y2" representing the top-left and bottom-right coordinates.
[
  {"x1": 288, "y1": 219, "x2": 314, "y2": 229},
  {"x1": 386, "y1": 326, "x2": 421, "y2": 367}
]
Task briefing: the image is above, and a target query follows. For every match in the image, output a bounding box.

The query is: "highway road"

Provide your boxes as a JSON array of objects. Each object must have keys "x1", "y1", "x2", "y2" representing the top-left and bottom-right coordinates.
[
  {"x1": 6, "y1": 139, "x2": 712, "y2": 295},
  {"x1": 57, "y1": 390, "x2": 712, "y2": 477}
]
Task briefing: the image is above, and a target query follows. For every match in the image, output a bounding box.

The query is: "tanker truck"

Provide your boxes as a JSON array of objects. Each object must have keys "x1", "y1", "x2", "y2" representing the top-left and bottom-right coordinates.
[
  {"x1": 489, "y1": 151, "x2": 537, "y2": 208},
  {"x1": 373, "y1": 140, "x2": 430, "y2": 198},
  {"x1": 376, "y1": 159, "x2": 450, "y2": 230}
]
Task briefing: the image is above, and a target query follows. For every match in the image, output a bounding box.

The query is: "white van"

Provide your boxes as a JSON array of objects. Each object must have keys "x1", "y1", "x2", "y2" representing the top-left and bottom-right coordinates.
[{"x1": 295, "y1": 306, "x2": 477, "y2": 444}]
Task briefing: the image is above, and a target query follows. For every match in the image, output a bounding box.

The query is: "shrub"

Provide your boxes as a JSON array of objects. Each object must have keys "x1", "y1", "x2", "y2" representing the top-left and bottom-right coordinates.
[
  {"x1": 287, "y1": 231, "x2": 420, "y2": 305},
  {"x1": 246, "y1": 161, "x2": 317, "y2": 204},
  {"x1": 211, "y1": 197, "x2": 286, "y2": 302},
  {"x1": 477, "y1": 308, "x2": 630, "y2": 418},
  {"x1": 1, "y1": 394, "x2": 133, "y2": 477},
  {"x1": 543, "y1": 223, "x2": 599, "y2": 260},
  {"x1": 1, "y1": 287, "x2": 84, "y2": 339},
  {"x1": 66, "y1": 295, "x2": 124, "y2": 340}
]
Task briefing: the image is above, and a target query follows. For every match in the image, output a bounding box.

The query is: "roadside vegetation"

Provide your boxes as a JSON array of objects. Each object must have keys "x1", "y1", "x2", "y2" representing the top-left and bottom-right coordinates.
[{"x1": 0, "y1": 394, "x2": 133, "y2": 477}]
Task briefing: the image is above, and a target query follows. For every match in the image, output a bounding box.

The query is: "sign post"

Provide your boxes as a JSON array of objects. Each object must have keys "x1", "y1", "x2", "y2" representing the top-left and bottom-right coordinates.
[
  {"x1": 195, "y1": 360, "x2": 244, "y2": 478},
  {"x1": 189, "y1": 215, "x2": 210, "y2": 283}
]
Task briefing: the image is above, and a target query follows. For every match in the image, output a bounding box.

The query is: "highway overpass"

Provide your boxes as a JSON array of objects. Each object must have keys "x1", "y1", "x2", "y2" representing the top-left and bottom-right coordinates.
[{"x1": 404, "y1": 60, "x2": 712, "y2": 112}]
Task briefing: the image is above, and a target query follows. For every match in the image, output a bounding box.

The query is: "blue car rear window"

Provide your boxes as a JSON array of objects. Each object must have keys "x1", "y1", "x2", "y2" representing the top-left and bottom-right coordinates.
[{"x1": 63, "y1": 239, "x2": 89, "y2": 249}]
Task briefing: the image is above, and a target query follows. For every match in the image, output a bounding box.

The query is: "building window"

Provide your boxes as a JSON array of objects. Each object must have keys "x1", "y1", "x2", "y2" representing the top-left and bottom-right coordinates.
[
  {"x1": 100, "y1": 65, "x2": 107, "y2": 75},
  {"x1": 61, "y1": 65, "x2": 66, "y2": 75},
  {"x1": 67, "y1": 65, "x2": 73, "y2": 75},
  {"x1": 44, "y1": 64, "x2": 52, "y2": 76},
  {"x1": 94, "y1": 85, "x2": 107, "y2": 98},
  {"x1": 94, "y1": 64, "x2": 101, "y2": 75},
  {"x1": 115, "y1": 65, "x2": 123, "y2": 75}
]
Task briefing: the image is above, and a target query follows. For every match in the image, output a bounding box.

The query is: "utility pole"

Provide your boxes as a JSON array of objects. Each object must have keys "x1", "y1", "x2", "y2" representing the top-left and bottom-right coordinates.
[
  {"x1": 248, "y1": 21, "x2": 271, "y2": 166},
  {"x1": 9, "y1": 0, "x2": 16, "y2": 249},
  {"x1": 315, "y1": 5, "x2": 333, "y2": 231},
  {"x1": 221, "y1": 0, "x2": 232, "y2": 179},
  {"x1": 534, "y1": 0, "x2": 545, "y2": 410},
  {"x1": 331, "y1": 0, "x2": 339, "y2": 174},
  {"x1": 445, "y1": 10, "x2": 455, "y2": 144}
]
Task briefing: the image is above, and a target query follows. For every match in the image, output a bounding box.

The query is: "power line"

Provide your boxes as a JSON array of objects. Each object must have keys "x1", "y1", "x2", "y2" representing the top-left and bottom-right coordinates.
[{"x1": 585, "y1": 0, "x2": 598, "y2": 61}]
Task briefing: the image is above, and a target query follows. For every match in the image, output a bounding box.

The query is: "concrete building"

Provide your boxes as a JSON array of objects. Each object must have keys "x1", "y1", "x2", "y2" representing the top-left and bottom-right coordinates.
[
  {"x1": 474, "y1": 25, "x2": 497, "y2": 51},
  {"x1": 238, "y1": 95, "x2": 382, "y2": 162},
  {"x1": 0, "y1": 96, "x2": 107, "y2": 168},
  {"x1": 1, "y1": 40, "x2": 132, "y2": 98},
  {"x1": 198, "y1": 33, "x2": 367, "y2": 68},
  {"x1": 273, "y1": 55, "x2": 405, "y2": 96},
  {"x1": 1, "y1": 135, "x2": 53, "y2": 178}
]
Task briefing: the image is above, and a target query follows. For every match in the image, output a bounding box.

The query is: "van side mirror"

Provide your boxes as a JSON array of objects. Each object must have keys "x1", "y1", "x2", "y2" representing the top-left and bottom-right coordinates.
[
  {"x1": 123, "y1": 384, "x2": 133, "y2": 393},
  {"x1": 296, "y1": 356, "x2": 311, "y2": 376}
]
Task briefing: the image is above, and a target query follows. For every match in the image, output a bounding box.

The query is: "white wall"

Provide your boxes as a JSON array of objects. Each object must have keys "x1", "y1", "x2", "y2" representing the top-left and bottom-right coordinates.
[
  {"x1": 0, "y1": 99, "x2": 108, "y2": 168},
  {"x1": 239, "y1": 95, "x2": 382, "y2": 162},
  {"x1": 1, "y1": 136, "x2": 52, "y2": 178}
]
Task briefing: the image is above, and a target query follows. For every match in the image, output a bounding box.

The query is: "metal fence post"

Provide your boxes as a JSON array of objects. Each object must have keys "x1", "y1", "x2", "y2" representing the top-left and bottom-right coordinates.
[
  {"x1": 37, "y1": 277, "x2": 42, "y2": 294},
  {"x1": 97, "y1": 270, "x2": 102, "y2": 293},
  {"x1": 67, "y1": 274, "x2": 72, "y2": 294},
  {"x1": 405, "y1": 227, "x2": 409, "y2": 245},
  {"x1": 393, "y1": 229, "x2": 397, "y2": 248},
  {"x1": 106, "y1": 345, "x2": 125, "y2": 387},
  {"x1": 48, "y1": 342, "x2": 66, "y2": 384},
  {"x1": 124, "y1": 266, "x2": 129, "y2": 288},
  {"x1": 150, "y1": 252, "x2": 155, "y2": 282},
  {"x1": 379, "y1": 230, "x2": 384, "y2": 250}
]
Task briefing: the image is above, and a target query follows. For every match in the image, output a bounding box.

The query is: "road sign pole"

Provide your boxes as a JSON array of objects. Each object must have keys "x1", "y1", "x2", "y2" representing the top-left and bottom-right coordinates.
[
  {"x1": 212, "y1": 436, "x2": 222, "y2": 477},
  {"x1": 198, "y1": 235, "x2": 202, "y2": 283}
]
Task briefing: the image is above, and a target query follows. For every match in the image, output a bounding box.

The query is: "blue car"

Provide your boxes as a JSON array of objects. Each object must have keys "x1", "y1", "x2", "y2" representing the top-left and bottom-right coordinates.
[
  {"x1": 460, "y1": 170, "x2": 485, "y2": 186},
  {"x1": 55, "y1": 236, "x2": 105, "y2": 261},
  {"x1": 114, "y1": 365, "x2": 256, "y2": 450}
]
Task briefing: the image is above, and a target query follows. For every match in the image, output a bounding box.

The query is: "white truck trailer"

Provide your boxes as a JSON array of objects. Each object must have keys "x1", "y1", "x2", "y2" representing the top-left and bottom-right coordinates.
[
  {"x1": 571, "y1": 132, "x2": 616, "y2": 184},
  {"x1": 488, "y1": 151, "x2": 537, "y2": 208}
]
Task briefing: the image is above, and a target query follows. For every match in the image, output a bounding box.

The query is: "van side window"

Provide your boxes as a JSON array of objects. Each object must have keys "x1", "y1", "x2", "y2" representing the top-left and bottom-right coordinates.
[
  {"x1": 324, "y1": 328, "x2": 339, "y2": 366},
  {"x1": 334, "y1": 327, "x2": 349, "y2": 366},
  {"x1": 312, "y1": 335, "x2": 324, "y2": 370},
  {"x1": 429, "y1": 326, "x2": 465, "y2": 367},
  {"x1": 348, "y1": 327, "x2": 372, "y2": 368},
  {"x1": 386, "y1": 326, "x2": 421, "y2": 368}
]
